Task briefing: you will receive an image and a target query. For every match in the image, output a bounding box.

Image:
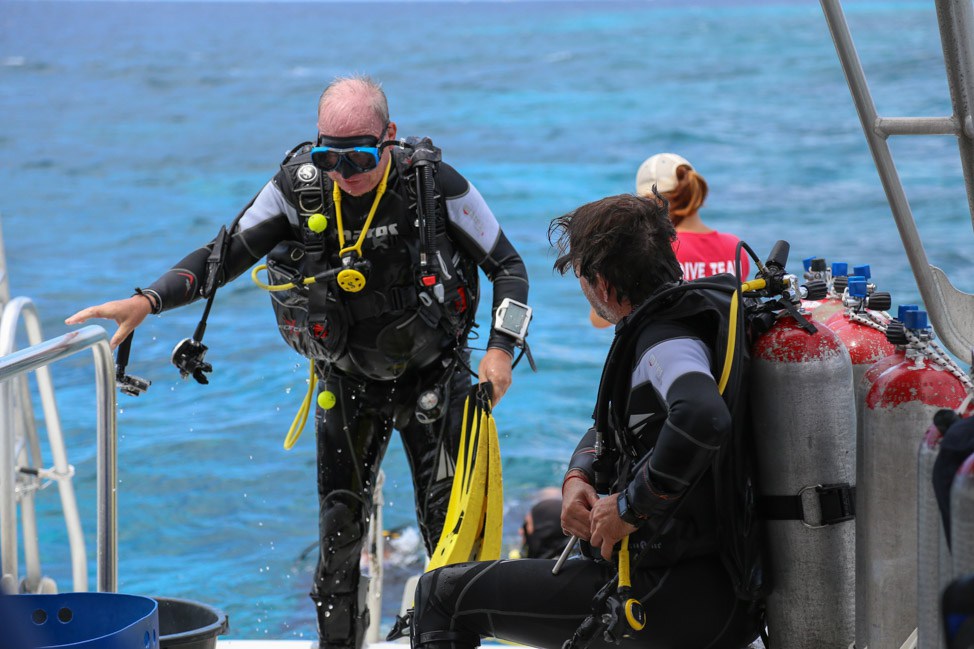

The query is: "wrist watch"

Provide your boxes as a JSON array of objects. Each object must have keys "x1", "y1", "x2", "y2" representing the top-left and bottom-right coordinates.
[{"x1": 617, "y1": 491, "x2": 643, "y2": 526}]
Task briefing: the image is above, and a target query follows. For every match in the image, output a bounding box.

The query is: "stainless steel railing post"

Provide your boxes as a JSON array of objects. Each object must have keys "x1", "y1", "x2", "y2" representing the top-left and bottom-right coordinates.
[{"x1": 0, "y1": 326, "x2": 117, "y2": 592}]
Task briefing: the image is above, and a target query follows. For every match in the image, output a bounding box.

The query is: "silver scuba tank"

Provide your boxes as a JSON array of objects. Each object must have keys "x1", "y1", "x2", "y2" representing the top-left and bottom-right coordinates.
[
  {"x1": 858, "y1": 310, "x2": 969, "y2": 649},
  {"x1": 747, "y1": 241, "x2": 856, "y2": 649}
]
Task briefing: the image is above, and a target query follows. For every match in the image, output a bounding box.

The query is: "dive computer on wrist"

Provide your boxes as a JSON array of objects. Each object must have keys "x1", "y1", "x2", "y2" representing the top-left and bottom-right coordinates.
[
  {"x1": 617, "y1": 491, "x2": 643, "y2": 526},
  {"x1": 493, "y1": 298, "x2": 532, "y2": 344}
]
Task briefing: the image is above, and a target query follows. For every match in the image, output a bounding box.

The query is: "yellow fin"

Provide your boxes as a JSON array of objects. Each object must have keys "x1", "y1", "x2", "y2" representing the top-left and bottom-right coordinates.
[
  {"x1": 476, "y1": 401, "x2": 504, "y2": 561},
  {"x1": 426, "y1": 385, "x2": 491, "y2": 571}
]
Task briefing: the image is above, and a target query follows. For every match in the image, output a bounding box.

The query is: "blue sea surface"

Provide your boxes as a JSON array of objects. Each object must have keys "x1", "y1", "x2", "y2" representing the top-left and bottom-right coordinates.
[{"x1": 1, "y1": 0, "x2": 970, "y2": 640}]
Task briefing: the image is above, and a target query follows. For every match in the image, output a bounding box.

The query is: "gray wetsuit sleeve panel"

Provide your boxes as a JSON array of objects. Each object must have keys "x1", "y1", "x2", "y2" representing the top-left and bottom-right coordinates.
[{"x1": 631, "y1": 337, "x2": 713, "y2": 399}]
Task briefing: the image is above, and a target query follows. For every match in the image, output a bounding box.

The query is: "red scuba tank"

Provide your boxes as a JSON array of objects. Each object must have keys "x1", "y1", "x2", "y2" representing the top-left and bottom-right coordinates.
[
  {"x1": 854, "y1": 305, "x2": 914, "y2": 475},
  {"x1": 857, "y1": 309, "x2": 971, "y2": 649},
  {"x1": 824, "y1": 269, "x2": 895, "y2": 387},
  {"x1": 750, "y1": 308, "x2": 856, "y2": 649},
  {"x1": 802, "y1": 259, "x2": 849, "y2": 324},
  {"x1": 857, "y1": 304, "x2": 917, "y2": 403}
]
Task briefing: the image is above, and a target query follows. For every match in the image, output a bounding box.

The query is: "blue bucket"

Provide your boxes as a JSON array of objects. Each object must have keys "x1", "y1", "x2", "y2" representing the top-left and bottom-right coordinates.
[{"x1": 0, "y1": 592, "x2": 159, "y2": 649}]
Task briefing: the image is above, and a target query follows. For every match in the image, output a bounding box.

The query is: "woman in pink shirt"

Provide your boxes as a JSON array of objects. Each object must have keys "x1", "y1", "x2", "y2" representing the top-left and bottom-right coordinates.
[{"x1": 590, "y1": 153, "x2": 749, "y2": 328}]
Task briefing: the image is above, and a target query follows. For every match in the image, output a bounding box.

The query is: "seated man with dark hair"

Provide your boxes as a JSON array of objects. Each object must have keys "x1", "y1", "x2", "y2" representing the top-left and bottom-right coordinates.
[{"x1": 407, "y1": 194, "x2": 764, "y2": 649}]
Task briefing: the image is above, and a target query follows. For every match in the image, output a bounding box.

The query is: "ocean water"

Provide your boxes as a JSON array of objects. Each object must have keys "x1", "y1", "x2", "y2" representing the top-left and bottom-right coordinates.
[{"x1": 1, "y1": 0, "x2": 970, "y2": 640}]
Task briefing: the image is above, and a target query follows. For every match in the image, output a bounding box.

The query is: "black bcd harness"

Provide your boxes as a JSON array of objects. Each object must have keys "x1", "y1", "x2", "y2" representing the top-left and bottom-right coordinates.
[
  {"x1": 265, "y1": 137, "x2": 479, "y2": 380},
  {"x1": 591, "y1": 274, "x2": 769, "y2": 604}
]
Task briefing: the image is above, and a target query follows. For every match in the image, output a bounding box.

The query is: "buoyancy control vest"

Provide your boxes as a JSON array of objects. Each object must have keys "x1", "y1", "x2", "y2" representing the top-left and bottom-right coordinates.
[
  {"x1": 593, "y1": 273, "x2": 768, "y2": 600},
  {"x1": 266, "y1": 139, "x2": 479, "y2": 381}
]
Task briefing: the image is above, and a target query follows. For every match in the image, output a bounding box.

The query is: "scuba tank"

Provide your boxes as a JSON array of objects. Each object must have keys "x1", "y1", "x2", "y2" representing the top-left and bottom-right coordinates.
[
  {"x1": 854, "y1": 305, "x2": 916, "y2": 459},
  {"x1": 857, "y1": 309, "x2": 973, "y2": 649},
  {"x1": 802, "y1": 259, "x2": 849, "y2": 324},
  {"x1": 747, "y1": 242, "x2": 856, "y2": 649},
  {"x1": 857, "y1": 305, "x2": 916, "y2": 402},
  {"x1": 823, "y1": 267, "x2": 895, "y2": 387},
  {"x1": 799, "y1": 257, "x2": 828, "y2": 319}
]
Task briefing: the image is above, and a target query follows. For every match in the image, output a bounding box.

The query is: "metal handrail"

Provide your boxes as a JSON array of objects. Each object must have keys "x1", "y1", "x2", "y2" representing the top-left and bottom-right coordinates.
[
  {"x1": 0, "y1": 325, "x2": 117, "y2": 592},
  {"x1": 0, "y1": 216, "x2": 9, "y2": 307},
  {"x1": 821, "y1": 0, "x2": 974, "y2": 361},
  {"x1": 0, "y1": 297, "x2": 88, "y2": 592},
  {"x1": 364, "y1": 469, "x2": 385, "y2": 645}
]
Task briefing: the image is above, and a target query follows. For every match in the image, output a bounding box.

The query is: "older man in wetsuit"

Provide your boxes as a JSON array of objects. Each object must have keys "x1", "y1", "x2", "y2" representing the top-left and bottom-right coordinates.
[{"x1": 67, "y1": 75, "x2": 530, "y2": 649}]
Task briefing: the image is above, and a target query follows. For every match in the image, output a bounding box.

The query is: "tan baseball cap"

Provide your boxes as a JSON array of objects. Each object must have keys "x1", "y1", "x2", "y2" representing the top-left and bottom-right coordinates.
[{"x1": 635, "y1": 153, "x2": 693, "y2": 196}]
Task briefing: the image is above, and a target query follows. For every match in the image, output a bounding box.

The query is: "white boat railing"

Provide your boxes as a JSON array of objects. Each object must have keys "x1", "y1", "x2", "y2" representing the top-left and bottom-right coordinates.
[
  {"x1": 0, "y1": 297, "x2": 90, "y2": 593},
  {"x1": 0, "y1": 324, "x2": 118, "y2": 593},
  {"x1": 0, "y1": 217, "x2": 10, "y2": 308},
  {"x1": 365, "y1": 469, "x2": 385, "y2": 645},
  {"x1": 821, "y1": 0, "x2": 974, "y2": 361}
]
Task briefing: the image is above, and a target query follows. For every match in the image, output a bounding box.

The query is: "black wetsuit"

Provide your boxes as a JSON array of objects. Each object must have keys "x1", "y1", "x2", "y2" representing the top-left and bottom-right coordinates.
[
  {"x1": 142, "y1": 147, "x2": 528, "y2": 649},
  {"x1": 411, "y1": 281, "x2": 761, "y2": 649},
  {"x1": 933, "y1": 415, "x2": 974, "y2": 547}
]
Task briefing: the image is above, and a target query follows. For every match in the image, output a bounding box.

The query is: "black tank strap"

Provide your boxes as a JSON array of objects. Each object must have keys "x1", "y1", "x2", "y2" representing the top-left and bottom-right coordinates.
[{"x1": 757, "y1": 483, "x2": 855, "y2": 527}]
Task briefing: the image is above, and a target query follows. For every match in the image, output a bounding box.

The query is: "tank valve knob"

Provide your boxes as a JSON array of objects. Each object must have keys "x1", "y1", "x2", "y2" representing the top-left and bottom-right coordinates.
[
  {"x1": 802, "y1": 279, "x2": 828, "y2": 301},
  {"x1": 865, "y1": 291, "x2": 892, "y2": 312},
  {"x1": 832, "y1": 276, "x2": 848, "y2": 293},
  {"x1": 885, "y1": 321, "x2": 908, "y2": 346}
]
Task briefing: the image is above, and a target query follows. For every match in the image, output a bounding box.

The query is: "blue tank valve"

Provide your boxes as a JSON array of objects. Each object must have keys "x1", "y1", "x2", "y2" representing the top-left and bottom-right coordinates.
[
  {"x1": 897, "y1": 304, "x2": 919, "y2": 321},
  {"x1": 904, "y1": 310, "x2": 929, "y2": 330},
  {"x1": 832, "y1": 262, "x2": 849, "y2": 277},
  {"x1": 847, "y1": 276, "x2": 868, "y2": 298},
  {"x1": 853, "y1": 264, "x2": 871, "y2": 280}
]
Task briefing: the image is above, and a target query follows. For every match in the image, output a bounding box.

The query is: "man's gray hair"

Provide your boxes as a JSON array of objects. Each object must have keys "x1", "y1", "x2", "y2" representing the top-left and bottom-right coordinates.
[{"x1": 317, "y1": 74, "x2": 390, "y2": 129}]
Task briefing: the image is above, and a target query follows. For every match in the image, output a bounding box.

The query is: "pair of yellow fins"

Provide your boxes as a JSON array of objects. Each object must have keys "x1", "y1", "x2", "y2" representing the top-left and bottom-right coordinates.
[{"x1": 426, "y1": 382, "x2": 504, "y2": 571}]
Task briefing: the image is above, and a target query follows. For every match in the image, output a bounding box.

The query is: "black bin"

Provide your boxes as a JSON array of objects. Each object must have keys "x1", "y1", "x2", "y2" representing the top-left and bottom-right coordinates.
[{"x1": 154, "y1": 597, "x2": 229, "y2": 649}]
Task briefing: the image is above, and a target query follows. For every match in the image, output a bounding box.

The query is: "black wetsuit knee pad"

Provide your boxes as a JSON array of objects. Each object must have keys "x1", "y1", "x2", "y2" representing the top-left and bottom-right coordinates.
[{"x1": 318, "y1": 490, "x2": 368, "y2": 575}]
